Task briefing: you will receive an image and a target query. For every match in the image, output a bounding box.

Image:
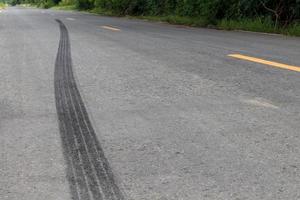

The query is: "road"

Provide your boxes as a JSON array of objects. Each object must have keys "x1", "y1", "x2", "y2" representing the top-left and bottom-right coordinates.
[{"x1": 1, "y1": 6, "x2": 300, "y2": 200}]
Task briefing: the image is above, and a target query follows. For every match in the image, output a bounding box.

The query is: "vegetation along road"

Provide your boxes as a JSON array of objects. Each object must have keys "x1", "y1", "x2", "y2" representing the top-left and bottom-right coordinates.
[{"x1": 1, "y1": 5, "x2": 300, "y2": 200}]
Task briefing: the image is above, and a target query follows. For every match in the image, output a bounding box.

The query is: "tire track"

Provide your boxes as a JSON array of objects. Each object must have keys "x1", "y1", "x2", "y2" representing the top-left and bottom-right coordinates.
[{"x1": 54, "y1": 19, "x2": 124, "y2": 200}]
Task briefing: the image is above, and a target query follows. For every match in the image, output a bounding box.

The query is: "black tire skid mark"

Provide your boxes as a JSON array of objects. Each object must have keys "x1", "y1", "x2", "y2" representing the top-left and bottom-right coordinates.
[
  {"x1": 54, "y1": 19, "x2": 124, "y2": 200},
  {"x1": 55, "y1": 21, "x2": 90, "y2": 200}
]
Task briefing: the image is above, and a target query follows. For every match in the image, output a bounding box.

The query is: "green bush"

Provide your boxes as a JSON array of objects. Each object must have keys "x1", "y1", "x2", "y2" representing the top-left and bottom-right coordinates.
[{"x1": 10, "y1": 0, "x2": 300, "y2": 36}]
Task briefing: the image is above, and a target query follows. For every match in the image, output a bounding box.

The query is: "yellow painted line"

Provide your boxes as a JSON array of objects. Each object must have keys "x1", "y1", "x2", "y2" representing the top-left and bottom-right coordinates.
[
  {"x1": 101, "y1": 26, "x2": 121, "y2": 32},
  {"x1": 228, "y1": 54, "x2": 300, "y2": 72},
  {"x1": 66, "y1": 17, "x2": 75, "y2": 21}
]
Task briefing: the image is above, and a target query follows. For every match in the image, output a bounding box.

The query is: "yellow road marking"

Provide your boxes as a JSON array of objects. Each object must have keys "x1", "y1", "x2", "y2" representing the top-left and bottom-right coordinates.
[
  {"x1": 228, "y1": 54, "x2": 300, "y2": 72},
  {"x1": 242, "y1": 98, "x2": 279, "y2": 109},
  {"x1": 101, "y1": 26, "x2": 121, "y2": 32}
]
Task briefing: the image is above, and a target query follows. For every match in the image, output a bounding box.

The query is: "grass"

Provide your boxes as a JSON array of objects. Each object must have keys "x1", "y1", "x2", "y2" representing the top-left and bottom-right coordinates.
[
  {"x1": 132, "y1": 15, "x2": 210, "y2": 27},
  {"x1": 0, "y1": 2, "x2": 6, "y2": 9},
  {"x1": 284, "y1": 23, "x2": 300, "y2": 37},
  {"x1": 47, "y1": 5, "x2": 300, "y2": 37},
  {"x1": 218, "y1": 18, "x2": 276, "y2": 33},
  {"x1": 91, "y1": 8, "x2": 210, "y2": 27},
  {"x1": 52, "y1": 4, "x2": 76, "y2": 10},
  {"x1": 90, "y1": 7, "x2": 114, "y2": 16},
  {"x1": 217, "y1": 18, "x2": 300, "y2": 36},
  {"x1": 20, "y1": 4, "x2": 38, "y2": 8}
]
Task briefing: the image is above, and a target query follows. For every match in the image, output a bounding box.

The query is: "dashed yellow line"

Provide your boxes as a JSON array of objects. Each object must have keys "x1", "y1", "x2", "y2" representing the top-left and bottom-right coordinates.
[
  {"x1": 228, "y1": 54, "x2": 300, "y2": 72},
  {"x1": 101, "y1": 26, "x2": 121, "y2": 32}
]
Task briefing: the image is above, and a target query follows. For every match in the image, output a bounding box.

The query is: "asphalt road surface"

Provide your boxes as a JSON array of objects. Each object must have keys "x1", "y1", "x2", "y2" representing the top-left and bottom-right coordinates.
[{"x1": 1, "y1": 6, "x2": 300, "y2": 200}]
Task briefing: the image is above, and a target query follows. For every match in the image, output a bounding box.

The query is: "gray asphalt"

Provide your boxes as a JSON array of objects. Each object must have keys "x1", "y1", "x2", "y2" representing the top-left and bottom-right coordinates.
[{"x1": 1, "y1": 6, "x2": 300, "y2": 200}]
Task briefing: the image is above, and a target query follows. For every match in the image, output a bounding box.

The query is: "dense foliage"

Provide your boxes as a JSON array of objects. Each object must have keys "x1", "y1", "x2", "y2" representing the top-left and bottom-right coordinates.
[{"x1": 10, "y1": 0, "x2": 300, "y2": 27}]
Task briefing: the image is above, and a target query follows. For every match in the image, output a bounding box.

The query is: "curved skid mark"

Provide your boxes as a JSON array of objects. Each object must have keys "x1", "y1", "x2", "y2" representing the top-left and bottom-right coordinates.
[{"x1": 54, "y1": 19, "x2": 125, "y2": 200}]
